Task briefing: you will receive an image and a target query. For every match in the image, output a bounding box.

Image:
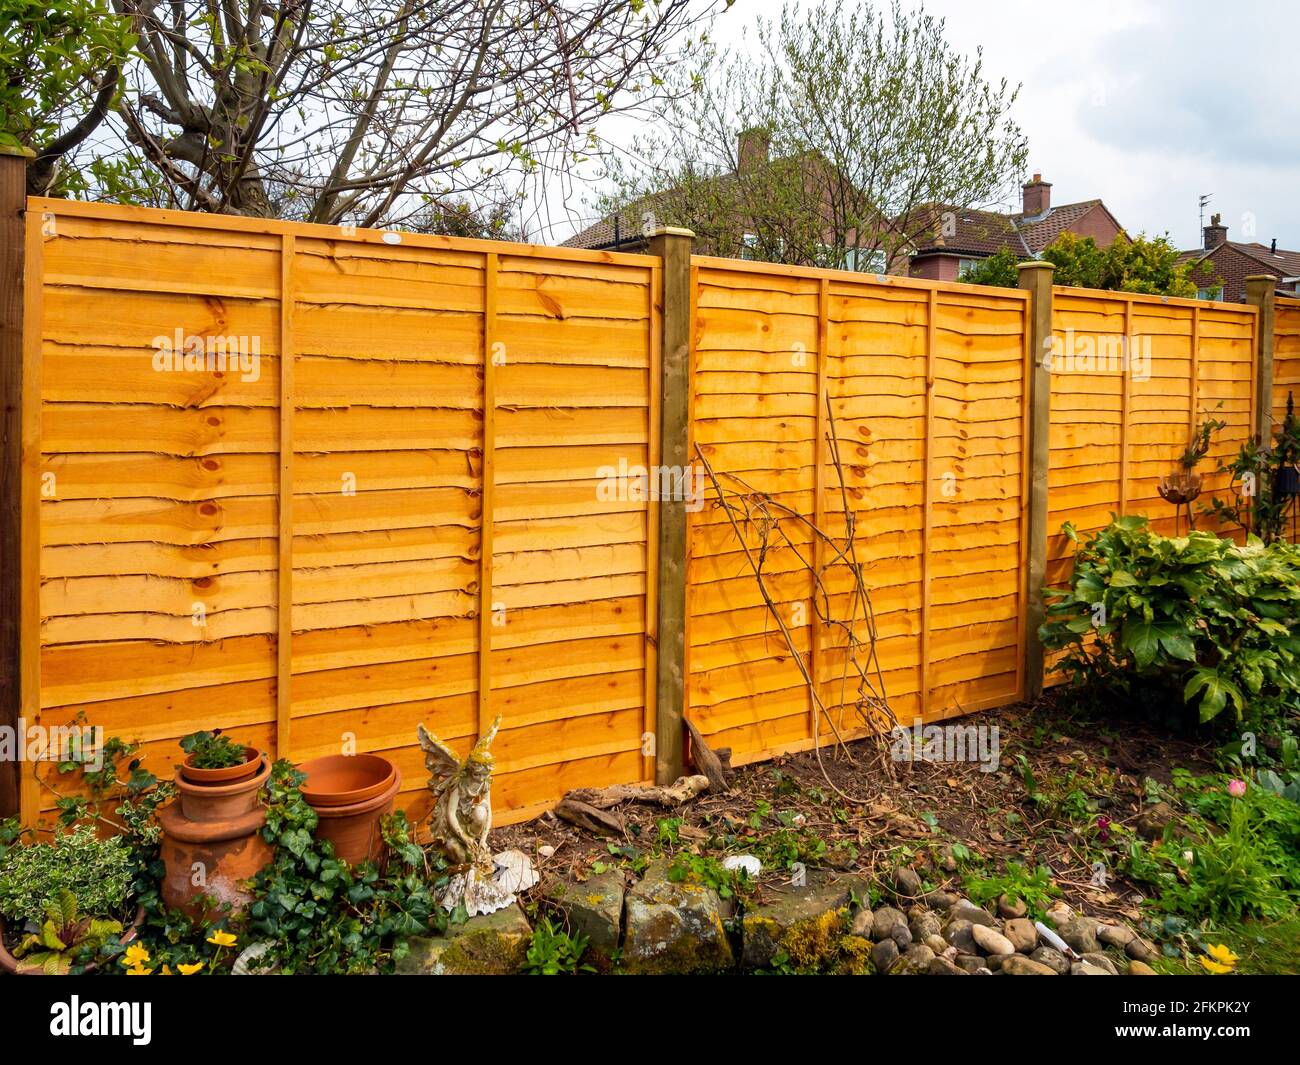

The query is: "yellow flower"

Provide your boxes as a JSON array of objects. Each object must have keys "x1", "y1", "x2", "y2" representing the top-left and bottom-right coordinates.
[
  {"x1": 206, "y1": 930, "x2": 237, "y2": 948},
  {"x1": 1199, "y1": 956, "x2": 1233, "y2": 974},
  {"x1": 160, "y1": 965, "x2": 173, "y2": 976},
  {"x1": 125, "y1": 964, "x2": 153, "y2": 976},
  {"x1": 120, "y1": 943, "x2": 150, "y2": 969},
  {"x1": 177, "y1": 962, "x2": 204, "y2": 976},
  {"x1": 1201, "y1": 943, "x2": 1239, "y2": 972},
  {"x1": 1201, "y1": 946, "x2": 1232, "y2": 972}
]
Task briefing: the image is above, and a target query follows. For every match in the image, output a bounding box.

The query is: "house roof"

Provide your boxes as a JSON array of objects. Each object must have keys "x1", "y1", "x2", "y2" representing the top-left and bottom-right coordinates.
[
  {"x1": 908, "y1": 199, "x2": 1121, "y2": 260},
  {"x1": 1179, "y1": 240, "x2": 1300, "y2": 279}
]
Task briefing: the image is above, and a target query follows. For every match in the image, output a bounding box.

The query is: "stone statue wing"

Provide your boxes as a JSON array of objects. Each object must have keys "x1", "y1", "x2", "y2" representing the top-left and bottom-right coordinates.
[{"x1": 416, "y1": 723, "x2": 462, "y2": 793}]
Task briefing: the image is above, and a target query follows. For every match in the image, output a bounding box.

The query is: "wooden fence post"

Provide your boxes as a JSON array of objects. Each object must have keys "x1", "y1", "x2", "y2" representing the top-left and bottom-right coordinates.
[
  {"x1": 1245, "y1": 275, "x2": 1276, "y2": 439},
  {"x1": 1018, "y1": 260, "x2": 1055, "y2": 701},
  {"x1": 648, "y1": 226, "x2": 694, "y2": 784},
  {"x1": 0, "y1": 146, "x2": 32, "y2": 819}
]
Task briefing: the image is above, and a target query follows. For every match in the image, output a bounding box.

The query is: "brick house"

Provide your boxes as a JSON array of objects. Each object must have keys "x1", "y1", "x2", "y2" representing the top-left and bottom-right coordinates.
[
  {"x1": 897, "y1": 174, "x2": 1126, "y2": 282},
  {"x1": 1178, "y1": 214, "x2": 1300, "y2": 303}
]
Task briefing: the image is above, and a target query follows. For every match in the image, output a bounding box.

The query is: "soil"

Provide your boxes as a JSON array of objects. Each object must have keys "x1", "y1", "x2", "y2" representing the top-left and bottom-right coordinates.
[{"x1": 498, "y1": 692, "x2": 1220, "y2": 925}]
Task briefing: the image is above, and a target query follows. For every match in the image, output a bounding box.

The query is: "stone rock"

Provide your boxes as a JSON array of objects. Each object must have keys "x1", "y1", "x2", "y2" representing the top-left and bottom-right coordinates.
[
  {"x1": 950, "y1": 900, "x2": 996, "y2": 927},
  {"x1": 1000, "y1": 954, "x2": 1059, "y2": 975},
  {"x1": 1045, "y1": 901, "x2": 1075, "y2": 927},
  {"x1": 397, "y1": 903, "x2": 532, "y2": 975},
  {"x1": 871, "y1": 937, "x2": 900, "y2": 974},
  {"x1": 871, "y1": 906, "x2": 909, "y2": 944},
  {"x1": 943, "y1": 919, "x2": 977, "y2": 954},
  {"x1": 622, "y1": 859, "x2": 733, "y2": 975},
  {"x1": 890, "y1": 924, "x2": 913, "y2": 950},
  {"x1": 1136, "y1": 802, "x2": 1175, "y2": 841},
  {"x1": 972, "y1": 924, "x2": 1016, "y2": 957},
  {"x1": 927, "y1": 956, "x2": 968, "y2": 975},
  {"x1": 909, "y1": 909, "x2": 942, "y2": 942},
  {"x1": 955, "y1": 953, "x2": 985, "y2": 973},
  {"x1": 922, "y1": 890, "x2": 960, "y2": 910},
  {"x1": 850, "y1": 907, "x2": 874, "y2": 938},
  {"x1": 1072, "y1": 961, "x2": 1113, "y2": 975},
  {"x1": 892, "y1": 944, "x2": 936, "y2": 975},
  {"x1": 1081, "y1": 952, "x2": 1119, "y2": 975},
  {"x1": 542, "y1": 870, "x2": 624, "y2": 971},
  {"x1": 1127, "y1": 960, "x2": 1157, "y2": 975},
  {"x1": 997, "y1": 894, "x2": 1028, "y2": 920},
  {"x1": 889, "y1": 866, "x2": 923, "y2": 902},
  {"x1": 1003, "y1": 918, "x2": 1039, "y2": 953},
  {"x1": 924, "y1": 934, "x2": 949, "y2": 956},
  {"x1": 1057, "y1": 917, "x2": 1101, "y2": 955},
  {"x1": 1126, "y1": 936, "x2": 1160, "y2": 963},
  {"x1": 741, "y1": 878, "x2": 853, "y2": 970},
  {"x1": 1029, "y1": 946, "x2": 1071, "y2": 975},
  {"x1": 1097, "y1": 923, "x2": 1137, "y2": 949},
  {"x1": 985, "y1": 954, "x2": 1017, "y2": 971}
]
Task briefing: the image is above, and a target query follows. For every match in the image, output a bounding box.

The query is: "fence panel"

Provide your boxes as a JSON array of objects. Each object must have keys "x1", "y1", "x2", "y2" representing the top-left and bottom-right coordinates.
[
  {"x1": 686, "y1": 259, "x2": 1029, "y2": 765},
  {"x1": 1046, "y1": 289, "x2": 1256, "y2": 587},
  {"x1": 1276, "y1": 297, "x2": 1300, "y2": 427},
  {"x1": 23, "y1": 198, "x2": 659, "y2": 827}
]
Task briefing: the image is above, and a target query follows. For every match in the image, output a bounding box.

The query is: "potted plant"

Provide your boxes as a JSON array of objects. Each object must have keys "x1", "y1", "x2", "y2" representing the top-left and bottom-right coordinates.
[
  {"x1": 160, "y1": 732, "x2": 273, "y2": 915},
  {"x1": 1, "y1": 889, "x2": 140, "y2": 975},
  {"x1": 178, "y1": 729, "x2": 262, "y2": 786}
]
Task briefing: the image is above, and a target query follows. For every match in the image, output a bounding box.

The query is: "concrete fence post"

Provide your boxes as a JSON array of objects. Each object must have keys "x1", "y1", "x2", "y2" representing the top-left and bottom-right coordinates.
[
  {"x1": 648, "y1": 226, "x2": 694, "y2": 783},
  {"x1": 0, "y1": 146, "x2": 33, "y2": 818},
  {"x1": 1245, "y1": 275, "x2": 1277, "y2": 439},
  {"x1": 1018, "y1": 260, "x2": 1055, "y2": 701}
]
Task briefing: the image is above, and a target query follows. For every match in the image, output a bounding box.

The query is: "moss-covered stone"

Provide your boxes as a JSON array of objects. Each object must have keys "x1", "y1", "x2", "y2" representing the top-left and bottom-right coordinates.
[
  {"x1": 740, "y1": 876, "x2": 857, "y2": 970},
  {"x1": 622, "y1": 858, "x2": 733, "y2": 975},
  {"x1": 396, "y1": 904, "x2": 532, "y2": 975},
  {"x1": 542, "y1": 869, "x2": 625, "y2": 972}
]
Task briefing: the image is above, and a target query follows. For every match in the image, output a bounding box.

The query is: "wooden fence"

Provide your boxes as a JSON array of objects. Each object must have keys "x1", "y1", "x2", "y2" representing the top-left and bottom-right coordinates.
[
  {"x1": 687, "y1": 260, "x2": 1029, "y2": 763},
  {"x1": 1046, "y1": 289, "x2": 1257, "y2": 584},
  {"x1": 17, "y1": 198, "x2": 661, "y2": 827},
  {"x1": 1276, "y1": 297, "x2": 1300, "y2": 427},
  {"x1": 0, "y1": 191, "x2": 1289, "y2": 827}
]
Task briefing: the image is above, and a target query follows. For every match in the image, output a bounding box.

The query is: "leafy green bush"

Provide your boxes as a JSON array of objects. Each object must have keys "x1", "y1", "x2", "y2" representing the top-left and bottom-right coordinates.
[
  {"x1": 1041, "y1": 516, "x2": 1300, "y2": 729},
  {"x1": 0, "y1": 825, "x2": 133, "y2": 927},
  {"x1": 12, "y1": 888, "x2": 123, "y2": 974},
  {"x1": 239, "y1": 760, "x2": 446, "y2": 974}
]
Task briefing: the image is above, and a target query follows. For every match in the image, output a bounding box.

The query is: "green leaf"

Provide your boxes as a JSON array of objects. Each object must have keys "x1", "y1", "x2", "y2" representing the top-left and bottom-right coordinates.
[{"x1": 1121, "y1": 618, "x2": 1162, "y2": 668}]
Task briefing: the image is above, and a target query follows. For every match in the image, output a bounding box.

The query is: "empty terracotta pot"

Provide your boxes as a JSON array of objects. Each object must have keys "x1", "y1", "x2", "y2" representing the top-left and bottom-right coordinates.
[
  {"x1": 299, "y1": 753, "x2": 396, "y2": 807},
  {"x1": 298, "y1": 755, "x2": 401, "y2": 866},
  {"x1": 159, "y1": 756, "x2": 273, "y2": 916},
  {"x1": 180, "y1": 746, "x2": 263, "y2": 787}
]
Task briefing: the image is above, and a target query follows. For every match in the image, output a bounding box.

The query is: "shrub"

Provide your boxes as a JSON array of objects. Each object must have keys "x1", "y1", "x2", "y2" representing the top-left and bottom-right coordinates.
[
  {"x1": 0, "y1": 825, "x2": 133, "y2": 927},
  {"x1": 1041, "y1": 516, "x2": 1300, "y2": 730}
]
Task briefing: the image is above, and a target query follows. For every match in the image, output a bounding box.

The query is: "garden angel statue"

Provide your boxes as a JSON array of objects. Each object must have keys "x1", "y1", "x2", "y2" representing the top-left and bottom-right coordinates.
[{"x1": 416, "y1": 715, "x2": 536, "y2": 916}]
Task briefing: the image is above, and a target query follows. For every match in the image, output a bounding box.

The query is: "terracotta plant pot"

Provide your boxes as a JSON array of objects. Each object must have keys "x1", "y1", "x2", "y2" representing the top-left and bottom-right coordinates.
[
  {"x1": 298, "y1": 755, "x2": 401, "y2": 866},
  {"x1": 177, "y1": 755, "x2": 269, "y2": 822},
  {"x1": 299, "y1": 753, "x2": 396, "y2": 807},
  {"x1": 0, "y1": 906, "x2": 145, "y2": 976},
  {"x1": 180, "y1": 746, "x2": 263, "y2": 787},
  {"x1": 159, "y1": 756, "x2": 273, "y2": 916}
]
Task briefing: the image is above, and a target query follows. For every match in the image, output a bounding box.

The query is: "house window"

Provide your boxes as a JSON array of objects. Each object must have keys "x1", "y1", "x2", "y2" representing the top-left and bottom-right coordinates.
[
  {"x1": 842, "y1": 247, "x2": 887, "y2": 273},
  {"x1": 1197, "y1": 285, "x2": 1224, "y2": 301},
  {"x1": 957, "y1": 257, "x2": 982, "y2": 278}
]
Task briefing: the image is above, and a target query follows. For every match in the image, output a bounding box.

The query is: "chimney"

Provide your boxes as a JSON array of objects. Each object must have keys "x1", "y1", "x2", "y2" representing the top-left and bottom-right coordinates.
[
  {"x1": 738, "y1": 128, "x2": 770, "y2": 174},
  {"x1": 1022, "y1": 173, "x2": 1051, "y2": 217},
  {"x1": 1203, "y1": 213, "x2": 1227, "y2": 249}
]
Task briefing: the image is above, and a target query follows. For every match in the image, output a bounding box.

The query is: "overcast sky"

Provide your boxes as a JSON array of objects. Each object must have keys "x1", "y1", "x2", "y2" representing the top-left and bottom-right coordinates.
[{"x1": 552, "y1": 0, "x2": 1299, "y2": 251}]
